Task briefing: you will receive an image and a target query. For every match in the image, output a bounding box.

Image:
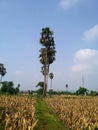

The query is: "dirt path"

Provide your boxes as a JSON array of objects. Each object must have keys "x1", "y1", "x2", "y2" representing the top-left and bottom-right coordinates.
[{"x1": 34, "y1": 98, "x2": 67, "y2": 130}]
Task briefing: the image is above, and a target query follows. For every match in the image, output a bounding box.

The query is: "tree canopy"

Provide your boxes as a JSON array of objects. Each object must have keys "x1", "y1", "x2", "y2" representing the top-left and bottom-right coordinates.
[{"x1": 76, "y1": 87, "x2": 88, "y2": 95}]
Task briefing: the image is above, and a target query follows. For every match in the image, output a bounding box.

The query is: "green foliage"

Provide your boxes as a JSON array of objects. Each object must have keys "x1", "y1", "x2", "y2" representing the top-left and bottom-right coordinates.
[
  {"x1": 36, "y1": 82, "x2": 44, "y2": 96},
  {"x1": 14, "y1": 84, "x2": 20, "y2": 94},
  {"x1": 48, "y1": 90, "x2": 73, "y2": 95},
  {"x1": 36, "y1": 88, "x2": 43, "y2": 96},
  {"x1": 0, "y1": 81, "x2": 20, "y2": 95},
  {"x1": 89, "y1": 90, "x2": 98, "y2": 96},
  {"x1": 36, "y1": 82, "x2": 44, "y2": 88},
  {"x1": 76, "y1": 87, "x2": 88, "y2": 96},
  {"x1": 48, "y1": 89, "x2": 53, "y2": 95}
]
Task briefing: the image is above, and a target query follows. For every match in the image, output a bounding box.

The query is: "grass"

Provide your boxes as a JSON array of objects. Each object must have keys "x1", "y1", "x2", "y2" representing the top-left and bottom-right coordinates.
[{"x1": 34, "y1": 97, "x2": 67, "y2": 130}]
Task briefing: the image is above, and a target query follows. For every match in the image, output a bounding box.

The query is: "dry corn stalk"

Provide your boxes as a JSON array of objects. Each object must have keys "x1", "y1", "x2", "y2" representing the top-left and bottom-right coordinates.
[{"x1": 0, "y1": 95, "x2": 37, "y2": 130}]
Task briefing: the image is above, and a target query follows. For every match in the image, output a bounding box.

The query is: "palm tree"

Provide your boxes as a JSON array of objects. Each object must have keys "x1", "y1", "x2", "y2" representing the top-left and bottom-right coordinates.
[
  {"x1": 0, "y1": 63, "x2": 7, "y2": 86},
  {"x1": 49, "y1": 73, "x2": 54, "y2": 90},
  {"x1": 65, "y1": 84, "x2": 68, "y2": 92},
  {"x1": 39, "y1": 27, "x2": 56, "y2": 97}
]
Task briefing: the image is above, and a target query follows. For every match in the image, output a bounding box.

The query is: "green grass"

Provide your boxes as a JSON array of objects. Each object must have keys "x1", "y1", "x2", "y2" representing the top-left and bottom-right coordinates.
[{"x1": 34, "y1": 98, "x2": 67, "y2": 130}]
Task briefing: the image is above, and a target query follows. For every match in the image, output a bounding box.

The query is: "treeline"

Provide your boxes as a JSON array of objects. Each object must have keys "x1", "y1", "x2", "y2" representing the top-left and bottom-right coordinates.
[
  {"x1": 35, "y1": 82, "x2": 98, "y2": 96},
  {"x1": 25, "y1": 88, "x2": 98, "y2": 97},
  {"x1": 47, "y1": 88, "x2": 98, "y2": 96},
  {"x1": 0, "y1": 81, "x2": 20, "y2": 95}
]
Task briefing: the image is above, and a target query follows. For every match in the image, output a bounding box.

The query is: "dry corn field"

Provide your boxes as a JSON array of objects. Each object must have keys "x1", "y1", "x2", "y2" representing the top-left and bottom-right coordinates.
[
  {"x1": 44, "y1": 96, "x2": 98, "y2": 130},
  {"x1": 0, "y1": 95, "x2": 37, "y2": 130}
]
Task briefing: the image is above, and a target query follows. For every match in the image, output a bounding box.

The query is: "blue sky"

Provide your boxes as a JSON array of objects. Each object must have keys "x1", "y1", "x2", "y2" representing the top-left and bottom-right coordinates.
[{"x1": 0, "y1": 0, "x2": 98, "y2": 91}]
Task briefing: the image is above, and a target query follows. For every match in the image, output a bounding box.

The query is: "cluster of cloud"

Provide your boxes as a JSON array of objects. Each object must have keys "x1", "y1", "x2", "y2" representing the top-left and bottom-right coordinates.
[
  {"x1": 83, "y1": 24, "x2": 98, "y2": 42},
  {"x1": 59, "y1": 0, "x2": 80, "y2": 10},
  {"x1": 63, "y1": 22, "x2": 98, "y2": 90},
  {"x1": 71, "y1": 49, "x2": 98, "y2": 73},
  {"x1": 71, "y1": 24, "x2": 98, "y2": 74},
  {"x1": 58, "y1": 0, "x2": 98, "y2": 76}
]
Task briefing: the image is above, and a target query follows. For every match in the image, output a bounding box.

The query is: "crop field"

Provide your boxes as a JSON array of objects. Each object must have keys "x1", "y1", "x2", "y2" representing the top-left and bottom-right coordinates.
[
  {"x1": 44, "y1": 96, "x2": 98, "y2": 130},
  {"x1": 0, "y1": 95, "x2": 98, "y2": 130},
  {"x1": 0, "y1": 95, "x2": 37, "y2": 130}
]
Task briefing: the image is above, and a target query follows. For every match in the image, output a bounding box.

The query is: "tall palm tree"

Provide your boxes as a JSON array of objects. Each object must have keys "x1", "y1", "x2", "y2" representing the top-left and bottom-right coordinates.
[
  {"x1": 39, "y1": 27, "x2": 56, "y2": 97},
  {"x1": 49, "y1": 73, "x2": 54, "y2": 90},
  {"x1": 66, "y1": 84, "x2": 68, "y2": 92},
  {"x1": 0, "y1": 63, "x2": 7, "y2": 86}
]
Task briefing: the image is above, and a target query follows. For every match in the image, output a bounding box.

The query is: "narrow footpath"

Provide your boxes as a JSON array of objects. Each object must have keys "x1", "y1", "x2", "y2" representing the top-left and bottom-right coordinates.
[{"x1": 34, "y1": 98, "x2": 67, "y2": 130}]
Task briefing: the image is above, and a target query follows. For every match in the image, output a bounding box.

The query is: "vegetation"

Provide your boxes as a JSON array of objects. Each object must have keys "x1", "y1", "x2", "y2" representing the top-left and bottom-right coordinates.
[
  {"x1": 34, "y1": 98, "x2": 67, "y2": 130},
  {"x1": 0, "y1": 95, "x2": 37, "y2": 130},
  {"x1": 0, "y1": 63, "x2": 7, "y2": 85},
  {"x1": 36, "y1": 82, "x2": 44, "y2": 96},
  {"x1": 0, "y1": 93, "x2": 98, "y2": 130},
  {"x1": 39, "y1": 27, "x2": 56, "y2": 97},
  {"x1": 0, "y1": 81, "x2": 20, "y2": 95},
  {"x1": 76, "y1": 87, "x2": 88, "y2": 95},
  {"x1": 88, "y1": 90, "x2": 98, "y2": 96},
  {"x1": 44, "y1": 96, "x2": 98, "y2": 130}
]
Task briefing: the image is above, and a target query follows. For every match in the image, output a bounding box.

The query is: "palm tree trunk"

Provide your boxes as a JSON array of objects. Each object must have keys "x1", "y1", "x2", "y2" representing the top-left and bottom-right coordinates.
[
  {"x1": 50, "y1": 79, "x2": 52, "y2": 90},
  {"x1": 43, "y1": 54, "x2": 47, "y2": 97},
  {"x1": 43, "y1": 73, "x2": 46, "y2": 97},
  {"x1": 43, "y1": 49, "x2": 50, "y2": 97}
]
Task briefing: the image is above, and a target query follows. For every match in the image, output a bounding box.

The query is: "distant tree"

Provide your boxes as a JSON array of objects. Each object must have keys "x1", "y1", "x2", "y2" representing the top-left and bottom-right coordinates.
[
  {"x1": 7, "y1": 82, "x2": 15, "y2": 95},
  {"x1": 0, "y1": 81, "x2": 20, "y2": 95},
  {"x1": 36, "y1": 81, "x2": 44, "y2": 95},
  {"x1": 0, "y1": 81, "x2": 8, "y2": 93},
  {"x1": 49, "y1": 73, "x2": 54, "y2": 90},
  {"x1": 76, "y1": 87, "x2": 88, "y2": 96},
  {"x1": 48, "y1": 89, "x2": 53, "y2": 95},
  {"x1": 0, "y1": 63, "x2": 7, "y2": 85},
  {"x1": 15, "y1": 84, "x2": 20, "y2": 94},
  {"x1": 89, "y1": 90, "x2": 98, "y2": 96},
  {"x1": 1, "y1": 81, "x2": 14, "y2": 94},
  {"x1": 65, "y1": 84, "x2": 68, "y2": 91},
  {"x1": 39, "y1": 27, "x2": 56, "y2": 97}
]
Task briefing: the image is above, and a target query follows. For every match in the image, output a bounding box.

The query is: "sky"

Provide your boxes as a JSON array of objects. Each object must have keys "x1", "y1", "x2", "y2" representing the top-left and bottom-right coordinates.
[{"x1": 0, "y1": 0, "x2": 98, "y2": 91}]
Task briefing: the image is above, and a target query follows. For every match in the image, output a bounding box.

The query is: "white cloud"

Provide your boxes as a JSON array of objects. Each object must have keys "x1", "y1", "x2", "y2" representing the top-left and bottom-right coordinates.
[
  {"x1": 71, "y1": 49, "x2": 98, "y2": 73},
  {"x1": 83, "y1": 24, "x2": 98, "y2": 42},
  {"x1": 66, "y1": 49, "x2": 98, "y2": 90},
  {"x1": 75, "y1": 49, "x2": 98, "y2": 63},
  {"x1": 59, "y1": 0, "x2": 79, "y2": 10}
]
